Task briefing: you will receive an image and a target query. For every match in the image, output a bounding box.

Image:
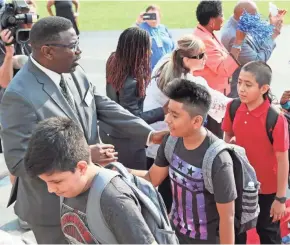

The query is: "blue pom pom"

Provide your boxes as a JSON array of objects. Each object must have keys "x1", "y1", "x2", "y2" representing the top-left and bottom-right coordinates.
[{"x1": 237, "y1": 11, "x2": 274, "y2": 43}]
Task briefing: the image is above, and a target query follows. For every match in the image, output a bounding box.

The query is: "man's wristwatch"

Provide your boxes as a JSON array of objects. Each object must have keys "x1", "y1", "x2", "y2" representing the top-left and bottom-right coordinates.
[{"x1": 275, "y1": 196, "x2": 287, "y2": 204}]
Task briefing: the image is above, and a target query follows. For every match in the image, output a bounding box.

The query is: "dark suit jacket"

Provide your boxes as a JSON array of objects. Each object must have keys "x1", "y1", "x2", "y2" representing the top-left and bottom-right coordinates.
[
  {"x1": 100, "y1": 77, "x2": 164, "y2": 169},
  {"x1": 106, "y1": 76, "x2": 164, "y2": 124},
  {"x1": 0, "y1": 58, "x2": 152, "y2": 226}
]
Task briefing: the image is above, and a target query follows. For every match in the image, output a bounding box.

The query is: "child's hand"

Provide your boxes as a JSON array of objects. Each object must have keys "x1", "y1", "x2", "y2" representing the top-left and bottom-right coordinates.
[{"x1": 270, "y1": 200, "x2": 286, "y2": 222}]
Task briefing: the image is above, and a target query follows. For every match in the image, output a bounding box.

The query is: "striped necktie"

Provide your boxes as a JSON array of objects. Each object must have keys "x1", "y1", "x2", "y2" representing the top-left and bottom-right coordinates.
[{"x1": 59, "y1": 75, "x2": 76, "y2": 112}]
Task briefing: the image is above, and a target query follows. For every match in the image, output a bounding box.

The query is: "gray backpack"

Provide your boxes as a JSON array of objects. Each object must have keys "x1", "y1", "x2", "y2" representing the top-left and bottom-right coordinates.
[
  {"x1": 164, "y1": 136, "x2": 260, "y2": 234},
  {"x1": 60, "y1": 162, "x2": 179, "y2": 244}
]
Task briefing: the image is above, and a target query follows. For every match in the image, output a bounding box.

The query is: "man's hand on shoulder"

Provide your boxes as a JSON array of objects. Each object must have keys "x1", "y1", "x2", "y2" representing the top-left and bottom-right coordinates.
[
  {"x1": 149, "y1": 130, "x2": 169, "y2": 145},
  {"x1": 90, "y1": 143, "x2": 118, "y2": 165}
]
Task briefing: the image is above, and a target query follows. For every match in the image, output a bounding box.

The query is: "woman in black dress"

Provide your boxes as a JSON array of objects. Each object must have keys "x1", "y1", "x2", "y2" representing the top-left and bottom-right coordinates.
[{"x1": 47, "y1": 0, "x2": 80, "y2": 35}]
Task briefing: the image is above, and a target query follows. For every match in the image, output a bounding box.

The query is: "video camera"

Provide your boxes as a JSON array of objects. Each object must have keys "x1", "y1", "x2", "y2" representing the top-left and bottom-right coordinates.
[{"x1": 0, "y1": 0, "x2": 38, "y2": 44}]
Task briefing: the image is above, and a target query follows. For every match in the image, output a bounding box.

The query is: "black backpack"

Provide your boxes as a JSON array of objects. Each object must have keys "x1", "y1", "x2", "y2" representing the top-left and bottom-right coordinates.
[{"x1": 229, "y1": 98, "x2": 290, "y2": 179}]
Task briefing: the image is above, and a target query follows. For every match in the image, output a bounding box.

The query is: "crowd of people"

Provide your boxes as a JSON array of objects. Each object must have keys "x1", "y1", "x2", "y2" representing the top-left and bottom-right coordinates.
[{"x1": 0, "y1": 0, "x2": 290, "y2": 244}]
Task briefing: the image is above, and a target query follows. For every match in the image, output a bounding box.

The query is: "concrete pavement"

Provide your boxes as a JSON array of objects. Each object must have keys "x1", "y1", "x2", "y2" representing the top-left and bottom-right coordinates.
[{"x1": 0, "y1": 26, "x2": 290, "y2": 242}]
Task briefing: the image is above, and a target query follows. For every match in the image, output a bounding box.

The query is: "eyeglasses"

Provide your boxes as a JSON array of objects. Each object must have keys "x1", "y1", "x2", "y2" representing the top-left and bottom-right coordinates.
[
  {"x1": 188, "y1": 52, "x2": 205, "y2": 60},
  {"x1": 45, "y1": 39, "x2": 80, "y2": 52}
]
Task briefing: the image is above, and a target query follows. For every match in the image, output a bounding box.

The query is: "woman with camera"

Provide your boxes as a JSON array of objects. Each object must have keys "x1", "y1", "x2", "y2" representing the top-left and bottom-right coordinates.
[{"x1": 136, "y1": 5, "x2": 174, "y2": 70}]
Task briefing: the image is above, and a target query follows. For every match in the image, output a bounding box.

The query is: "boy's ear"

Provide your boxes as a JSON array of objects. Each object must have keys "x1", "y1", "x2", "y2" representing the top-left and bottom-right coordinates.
[
  {"x1": 260, "y1": 84, "x2": 270, "y2": 95},
  {"x1": 192, "y1": 115, "x2": 204, "y2": 129},
  {"x1": 76, "y1": 161, "x2": 88, "y2": 174}
]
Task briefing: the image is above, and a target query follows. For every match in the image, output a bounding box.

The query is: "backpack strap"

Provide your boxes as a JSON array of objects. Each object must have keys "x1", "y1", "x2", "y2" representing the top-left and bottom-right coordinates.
[
  {"x1": 86, "y1": 168, "x2": 120, "y2": 244},
  {"x1": 105, "y1": 161, "x2": 133, "y2": 180},
  {"x1": 164, "y1": 136, "x2": 178, "y2": 163},
  {"x1": 229, "y1": 98, "x2": 241, "y2": 122},
  {"x1": 266, "y1": 106, "x2": 279, "y2": 144},
  {"x1": 105, "y1": 162, "x2": 165, "y2": 228},
  {"x1": 60, "y1": 196, "x2": 64, "y2": 210},
  {"x1": 202, "y1": 139, "x2": 230, "y2": 194}
]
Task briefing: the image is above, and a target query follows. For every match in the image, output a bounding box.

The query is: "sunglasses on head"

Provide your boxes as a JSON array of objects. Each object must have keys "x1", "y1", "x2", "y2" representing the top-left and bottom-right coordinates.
[{"x1": 188, "y1": 52, "x2": 205, "y2": 60}]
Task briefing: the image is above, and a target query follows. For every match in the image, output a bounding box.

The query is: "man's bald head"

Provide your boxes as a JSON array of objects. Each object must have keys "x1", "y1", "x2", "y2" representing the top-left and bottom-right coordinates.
[{"x1": 234, "y1": 0, "x2": 257, "y2": 20}]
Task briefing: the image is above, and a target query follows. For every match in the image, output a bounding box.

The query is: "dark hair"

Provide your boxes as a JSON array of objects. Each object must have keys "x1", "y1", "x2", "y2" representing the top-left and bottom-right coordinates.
[
  {"x1": 163, "y1": 78, "x2": 211, "y2": 119},
  {"x1": 145, "y1": 4, "x2": 160, "y2": 12},
  {"x1": 241, "y1": 61, "x2": 274, "y2": 102},
  {"x1": 30, "y1": 16, "x2": 73, "y2": 48},
  {"x1": 106, "y1": 27, "x2": 151, "y2": 97},
  {"x1": 24, "y1": 117, "x2": 90, "y2": 177},
  {"x1": 196, "y1": 1, "x2": 223, "y2": 26}
]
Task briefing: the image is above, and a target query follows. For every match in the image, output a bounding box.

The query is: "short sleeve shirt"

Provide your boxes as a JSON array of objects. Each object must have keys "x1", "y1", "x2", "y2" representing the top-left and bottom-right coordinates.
[
  {"x1": 0, "y1": 42, "x2": 31, "y2": 101},
  {"x1": 0, "y1": 41, "x2": 31, "y2": 71},
  {"x1": 222, "y1": 99, "x2": 289, "y2": 194},
  {"x1": 61, "y1": 176, "x2": 155, "y2": 244},
  {"x1": 155, "y1": 131, "x2": 237, "y2": 244}
]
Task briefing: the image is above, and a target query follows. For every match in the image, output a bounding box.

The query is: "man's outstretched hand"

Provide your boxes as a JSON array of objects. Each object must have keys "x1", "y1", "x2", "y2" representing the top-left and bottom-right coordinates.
[{"x1": 90, "y1": 143, "x2": 118, "y2": 165}]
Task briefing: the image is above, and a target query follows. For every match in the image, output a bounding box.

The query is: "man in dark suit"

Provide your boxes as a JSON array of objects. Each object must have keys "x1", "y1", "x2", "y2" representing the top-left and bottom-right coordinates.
[{"x1": 0, "y1": 16, "x2": 165, "y2": 244}]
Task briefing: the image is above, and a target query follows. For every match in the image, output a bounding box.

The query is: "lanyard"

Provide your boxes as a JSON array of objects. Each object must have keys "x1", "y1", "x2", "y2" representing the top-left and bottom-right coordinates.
[{"x1": 152, "y1": 28, "x2": 164, "y2": 49}]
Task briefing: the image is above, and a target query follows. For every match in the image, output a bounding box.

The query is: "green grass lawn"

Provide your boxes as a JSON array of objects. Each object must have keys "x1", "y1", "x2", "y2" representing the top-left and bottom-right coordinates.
[{"x1": 35, "y1": 1, "x2": 290, "y2": 31}]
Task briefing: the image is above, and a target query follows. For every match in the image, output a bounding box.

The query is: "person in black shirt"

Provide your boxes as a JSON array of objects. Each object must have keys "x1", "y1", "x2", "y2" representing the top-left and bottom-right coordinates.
[{"x1": 47, "y1": 0, "x2": 80, "y2": 36}]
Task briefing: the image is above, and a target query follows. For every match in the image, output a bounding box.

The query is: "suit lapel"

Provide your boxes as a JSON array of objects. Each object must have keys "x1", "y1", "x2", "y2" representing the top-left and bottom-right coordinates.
[{"x1": 27, "y1": 58, "x2": 83, "y2": 129}]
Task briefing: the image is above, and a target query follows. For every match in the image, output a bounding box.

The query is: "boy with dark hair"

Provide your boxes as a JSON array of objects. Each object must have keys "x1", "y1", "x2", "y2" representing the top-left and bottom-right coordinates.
[
  {"x1": 222, "y1": 61, "x2": 289, "y2": 244},
  {"x1": 24, "y1": 117, "x2": 157, "y2": 244},
  {"x1": 130, "y1": 78, "x2": 237, "y2": 244}
]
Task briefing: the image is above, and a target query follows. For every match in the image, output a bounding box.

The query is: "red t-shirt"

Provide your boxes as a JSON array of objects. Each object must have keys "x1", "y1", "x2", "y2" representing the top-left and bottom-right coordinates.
[{"x1": 222, "y1": 99, "x2": 289, "y2": 194}]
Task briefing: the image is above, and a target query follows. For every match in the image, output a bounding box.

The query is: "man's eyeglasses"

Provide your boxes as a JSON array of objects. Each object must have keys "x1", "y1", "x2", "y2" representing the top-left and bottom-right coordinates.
[
  {"x1": 188, "y1": 52, "x2": 205, "y2": 60},
  {"x1": 45, "y1": 40, "x2": 79, "y2": 52}
]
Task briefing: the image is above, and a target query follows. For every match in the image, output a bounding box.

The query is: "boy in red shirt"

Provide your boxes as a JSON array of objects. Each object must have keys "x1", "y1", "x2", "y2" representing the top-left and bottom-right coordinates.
[{"x1": 222, "y1": 61, "x2": 289, "y2": 244}]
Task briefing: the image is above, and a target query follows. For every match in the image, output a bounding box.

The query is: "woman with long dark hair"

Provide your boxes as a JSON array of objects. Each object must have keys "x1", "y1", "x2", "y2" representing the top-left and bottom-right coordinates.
[{"x1": 99, "y1": 27, "x2": 165, "y2": 170}]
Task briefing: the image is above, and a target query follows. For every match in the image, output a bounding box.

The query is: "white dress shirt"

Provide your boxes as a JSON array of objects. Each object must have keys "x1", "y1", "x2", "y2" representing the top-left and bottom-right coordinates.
[{"x1": 30, "y1": 55, "x2": 75, "y2": 103}]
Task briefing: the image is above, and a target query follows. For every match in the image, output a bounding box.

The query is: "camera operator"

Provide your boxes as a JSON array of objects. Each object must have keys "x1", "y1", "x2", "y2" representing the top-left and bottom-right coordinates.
[
  {"x1": 0, "y1": 5, "x2": 34, "y2": 95},
  {"x1": 0, "y1": 29, "x2": 14, "y2": 89},
  {"x1": 0, "y1": 1, "x2": 35, "y2": 230},
  {"x1": 0, "y1": 30, "x2": 30, "y2": 86},
  {"x1": 0, "y1": 3, "x2": 34, "y2": 156}
]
